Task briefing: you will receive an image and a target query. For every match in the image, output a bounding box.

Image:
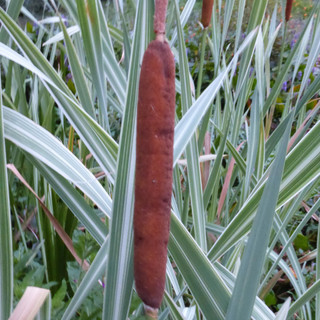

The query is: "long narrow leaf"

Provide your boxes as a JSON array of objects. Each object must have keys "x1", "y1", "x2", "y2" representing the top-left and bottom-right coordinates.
[
  {"x1": 208, "y1": 117, "x2": 320, "y2": 261},
  {"x1": 102, "y1": 1, "x2": 150, "y2": 318},
  {"x1": 169, "y1": 213, "x2": 230, "y2": 319},
  {"x1": 226, "y1": 112, "x2": 293, "y2": 320},
  {"x1": 3, "y1": 106, "x2": 112, "y2": 217},
  {"x1": 174, "y1": 0, "x2": 206, "y2": 250},
  {"x1": 0, "y1": 76, "x2": 13, "y2": 320},
  {"x1": 62, "y1": 237, "x2": 109, "y2": 320}
]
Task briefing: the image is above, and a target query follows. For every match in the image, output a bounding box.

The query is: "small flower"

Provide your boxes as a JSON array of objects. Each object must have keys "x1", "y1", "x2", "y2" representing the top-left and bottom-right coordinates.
[
  {"x1": 297, "y1": 71, "x2": 302, "y2": 81},
  {"x1": 249, "y1": 67, "x2": 254, "y2": 77},
  {"x1": 61, "y1": 14, "x2": 69, "y2": 27},
  {"x1": 282, "y1": 81, "x2": 288, "y2": 91},
  {"x1": 66, "y1": 73, "x2": 73, "y2": 81}
]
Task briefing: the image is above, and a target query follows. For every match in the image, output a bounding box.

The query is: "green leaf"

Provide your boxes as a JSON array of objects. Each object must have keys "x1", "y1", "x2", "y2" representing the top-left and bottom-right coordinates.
[
  {"x1": 288, "y1": 279, "x2": 320, "y2": 318},
  {"x1": 102, "y1": 1, "x2": 151, "y2": 319},
  {"x1": 60, "y1": 19, "x2": 95, "y2": 118},
  {"x1": 174, "y1": 0, "x2": 206, "y2": 250},
  {"x1": 169, "y1": 214, "x2": 230, "y2": 319},
  {"x1": 0, "y1": 8, "x2": 118, "y2": 177},
  {"x1": 0, "y1": 0, "x2": 24, "y2": 44},
  {"x1": 0, "y1": 72, "x2": 13, "y2": 320},
  {"x1": 293, "y1": 233, "x2": 309, "y2": 251},
  {"x1": 264, "y1": 291, "x2": 277, "y2": 307},
  {"x1": 226, "y1": 112, "x2": 293, "y2": 320},
  {"x1": 275, "y1": 298, "x2": 291, "y2": 320},
  {"x1": 62, "y1": 237, "x2": 109, "y2": 320},
  {"x1": 3, "y1": 106, "x2": 112, "y2": 217},
  {"x1": 25, "y1": 155, "x2": 107, "y2": 245},
  {"x1": 75, "y1": 0, "x2": 108, "y2": 126},
  {"x1": 208, "y1": 117, "x2": 320, "y2": 262},
  {"x1": 173, "y1": 28, "x2": 257, "y2": 165}
]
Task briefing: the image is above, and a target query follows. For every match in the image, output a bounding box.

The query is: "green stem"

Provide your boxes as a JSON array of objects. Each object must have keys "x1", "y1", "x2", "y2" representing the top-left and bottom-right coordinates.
[
  {"x1": 196, "y1": 28, "x2": 210, "y2": 153},
  {"x1": 278, "y1": 22, "x2": 287, "y2": 76},
  {"x1": 316, "y1": 216, "x2": 320, "y2": 320},
  {"x1": 196, "y1": 27, "x2": 208, "y2": 99}
]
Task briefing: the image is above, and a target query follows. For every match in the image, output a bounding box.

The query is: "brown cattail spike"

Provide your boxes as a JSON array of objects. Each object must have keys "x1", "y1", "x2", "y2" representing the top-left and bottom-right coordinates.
[
  {"x1": 134, "y1": 40, "x2": 175, "y2": 309},
  {"x1": 201, "y1": 0, "x2": 214, "y2": 28},
  {"x1": 285, "y1": 0, "x2": 293, "y2": 22},
  {"x1": 154, "y1": 0, "x2": 169, "y2": 37}
]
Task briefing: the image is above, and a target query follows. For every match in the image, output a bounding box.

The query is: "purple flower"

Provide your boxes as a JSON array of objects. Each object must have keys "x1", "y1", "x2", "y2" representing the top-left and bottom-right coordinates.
[
  {"x1": 282, "y1": 81, "x2": 287, "y2": 91},
  {"x1": 249, "y1": 67, "x2": 254, "y2": 77},
  {"x1": 32, "y1": 22, "x2": 39, "y2": 35},
  {"x1": 61, "y1": 14, "x2": 69, "y2": 27},
  {"x1": 66, "y1": 73, "x2": 73, "y2": 81},
  {"x1": 297, "y1": 71, "x2": 302, "y2": 81}
]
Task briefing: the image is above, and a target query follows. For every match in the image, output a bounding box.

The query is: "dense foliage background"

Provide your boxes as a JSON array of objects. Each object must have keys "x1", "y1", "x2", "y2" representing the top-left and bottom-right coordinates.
[{"x1": 0, "y1": 0, "x2": 320, "y2": 319}]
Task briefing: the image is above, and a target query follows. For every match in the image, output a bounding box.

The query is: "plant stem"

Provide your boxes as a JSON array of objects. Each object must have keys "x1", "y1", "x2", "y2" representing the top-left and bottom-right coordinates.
[
  {"x1": 144, "y1": 305, "x2": 158, "y2": 319},
  {"x1": 196, "y1": 27, "x2": 208, "y2": 99},
  {"x1": 278, "y1": 22, "x2": 287, "y2": 76},
  {"x1": 154, "y1": 0, "x2": 168, "y2": 37}
]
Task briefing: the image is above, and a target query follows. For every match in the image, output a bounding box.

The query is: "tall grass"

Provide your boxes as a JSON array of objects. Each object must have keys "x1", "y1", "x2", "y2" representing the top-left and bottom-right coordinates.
[{"x1": 0, "y1": 0, "x2": 320, "y2": 319}]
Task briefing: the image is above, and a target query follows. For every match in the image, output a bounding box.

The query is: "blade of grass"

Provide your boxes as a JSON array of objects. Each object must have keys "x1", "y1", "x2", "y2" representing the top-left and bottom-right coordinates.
[
  {"x1": 317, "y1": 210, "x2": 320, "y2": 320},
  {"x1": 25, "y1": 154, "x2": 107, "y2": 245},
  {"x1": 174, "y1": 28, "x2": 257, "y2": 164},
  {"x1": 7, "y1": 164, "x2": 90, "y2": 271},
  {"x1": 208, "y1": 116, "x2": 320, "y2": 261},
  {"x1": 263, "y1": 11, "x2": 316, "y2": 116},
  {"x1": 75, "y1": 0, "x2": 108, "y2": 127},
  {"x1": 62, "y1": 237, "x2": 109, "y2": 320},
  {"x1": 169, "y1": 213, "x2": 230, "y2": 319},
  {"x1": 162, "y1": 291, "x2": 185, "y2": 320},
  {"x1": 0, "y1": 0, "x2": 24, "y2": 44},
  {"x1": 59, "y1": 19, "x2": 95, "y2": 118},
  {"x1": 174, "y1": 0, "x2": 206, "y2": 250},
  {"x1": 261, "y1": 197, "x2": 320, "y2": 295},
  {"x1": 225, "y1": 111, "x2": 293, "y2": 320},
  {"x1": 102, "y1": 1, "x2": 150, "y2": 318},
  {"x1": 288, "y1": 279, "x2": 320, "y2": 318},
  {"x1": 3, "y1": 106, "x2": 112, "y2": 217},
  {"x1": 0, "y1": 8, "x2": 118, "y2": 177},
  {"x1": 214, "y1": 262, "x2": 276, "y2": 319},
  {"x1": 169, "y1": 0, "x2": 196, "y2": 46},
  {"x1": 0, "y1": 75, "x2": 13, "y2": 320},
  {"x1": 275, "y1": 298, "x2": 291, "y2": 320}
]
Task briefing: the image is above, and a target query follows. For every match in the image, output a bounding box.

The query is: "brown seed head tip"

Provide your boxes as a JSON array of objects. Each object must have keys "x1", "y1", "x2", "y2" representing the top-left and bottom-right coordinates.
[
  {"x1": 201, "y1": 0, "x2": 214, "y2": 28},
  {"x1": 285, "y1": 0, "x2": 293, "y2": 22}
]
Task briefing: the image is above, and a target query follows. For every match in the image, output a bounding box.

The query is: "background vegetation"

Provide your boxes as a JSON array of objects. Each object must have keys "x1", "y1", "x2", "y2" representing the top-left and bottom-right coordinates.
[{"x1": 0, "y1": 0, "x2": 320, "y2": 319}]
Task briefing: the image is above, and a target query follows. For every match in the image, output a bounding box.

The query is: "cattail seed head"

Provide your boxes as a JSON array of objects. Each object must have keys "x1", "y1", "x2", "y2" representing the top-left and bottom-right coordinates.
[
  {"x1": 201, "y1": 0, "x2": 214, "y2": 28},
  {"x1": 285, "y1": 0, "x2": 293, "y2": 22},
  {"x1": 134, "y1": 39, "x2": 175, "y2": 309}
]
